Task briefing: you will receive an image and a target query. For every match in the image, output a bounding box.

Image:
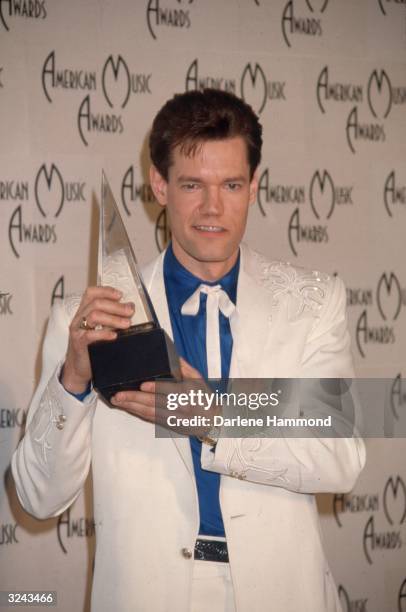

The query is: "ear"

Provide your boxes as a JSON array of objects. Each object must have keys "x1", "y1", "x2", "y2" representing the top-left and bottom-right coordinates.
[
  {"x1": 150, "y1": 165, "x2": 168, "y2": 207},
  {"x1": 249, "y1": 169, "x2": 259, "y2": 206}
]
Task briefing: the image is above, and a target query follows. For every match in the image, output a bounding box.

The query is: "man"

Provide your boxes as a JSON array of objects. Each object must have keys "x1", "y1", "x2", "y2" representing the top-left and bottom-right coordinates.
[{"x1": 12, "y1": 89, "x2": 365, "y2": 612}]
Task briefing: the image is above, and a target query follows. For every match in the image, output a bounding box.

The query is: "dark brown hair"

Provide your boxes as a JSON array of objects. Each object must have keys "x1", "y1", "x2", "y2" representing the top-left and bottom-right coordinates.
[{"x1": 149, "y1": 89, "x2": 262, "y2": 180}]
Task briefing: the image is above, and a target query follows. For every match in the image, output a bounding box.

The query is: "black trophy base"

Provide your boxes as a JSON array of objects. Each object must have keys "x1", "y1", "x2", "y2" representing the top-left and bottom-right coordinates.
[{"x1": 88, "y1": 323, "x2": 181, "y2": 402}]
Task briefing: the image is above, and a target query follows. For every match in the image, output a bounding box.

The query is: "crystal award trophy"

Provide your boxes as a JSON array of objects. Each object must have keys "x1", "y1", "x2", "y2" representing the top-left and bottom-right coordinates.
[{"x1": 88, "y1": 172, "x2": 181, "y2": 402}]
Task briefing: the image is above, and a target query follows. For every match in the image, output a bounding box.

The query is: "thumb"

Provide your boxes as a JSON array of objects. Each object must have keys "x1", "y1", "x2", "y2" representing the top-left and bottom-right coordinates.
[{"x1": 179, "y1": 357, "x2": 202, "y2": 380}]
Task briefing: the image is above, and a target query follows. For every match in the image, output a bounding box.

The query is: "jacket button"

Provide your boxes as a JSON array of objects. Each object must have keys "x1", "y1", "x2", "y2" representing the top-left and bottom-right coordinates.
[
  {"x1": 181, "y1": 547, "x2": 193, "y2": 559},
  {"x1": 55, "y1": 414, "x2": 66, "y2": 430}
]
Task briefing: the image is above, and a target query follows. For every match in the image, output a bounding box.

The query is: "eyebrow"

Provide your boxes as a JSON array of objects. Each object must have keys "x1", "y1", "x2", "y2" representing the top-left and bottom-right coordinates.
[
  {"x1": 176, "y1": 175, "x2": 248, "y2": 183},
  {"x1": 177, "y1": 176, "x2": 202, "y2": 183}
]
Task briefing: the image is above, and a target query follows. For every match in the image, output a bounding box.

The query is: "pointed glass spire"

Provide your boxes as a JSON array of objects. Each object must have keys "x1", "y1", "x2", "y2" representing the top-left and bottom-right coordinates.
[{"x1": 99, "y1": 171, "x2": 155, "y2": 327}]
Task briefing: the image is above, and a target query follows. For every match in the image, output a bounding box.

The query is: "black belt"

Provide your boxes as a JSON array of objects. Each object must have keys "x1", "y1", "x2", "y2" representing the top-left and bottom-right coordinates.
[{"x1": 194, "y1": 538, "x2": 229, "y2": 563}]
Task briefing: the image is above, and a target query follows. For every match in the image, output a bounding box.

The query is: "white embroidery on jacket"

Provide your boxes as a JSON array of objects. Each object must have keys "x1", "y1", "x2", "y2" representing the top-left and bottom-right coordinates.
[
  {"x1": 32, "y1": 375, "x2": 66, "y2": 475},
  {"x1": 252, "y1": 252, "x2": 330, "y2": 321},
  {"x1": 227, "y1": 439, "x2": 290, "y2": 483}
]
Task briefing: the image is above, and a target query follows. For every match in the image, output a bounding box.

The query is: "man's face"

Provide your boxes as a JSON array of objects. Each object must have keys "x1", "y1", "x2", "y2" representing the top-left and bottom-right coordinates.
[{"x1": 150, "y1": 136, "x2": 258, "y2": 279}]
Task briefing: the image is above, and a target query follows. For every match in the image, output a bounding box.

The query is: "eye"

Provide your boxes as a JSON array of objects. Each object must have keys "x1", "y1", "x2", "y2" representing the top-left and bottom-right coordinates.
[
  {"x1": 225, "y1": 182, "x2": 242, "y2": 191},
  {"x1": 181, "y1": 182, "x2": 200, "y2": 191}
]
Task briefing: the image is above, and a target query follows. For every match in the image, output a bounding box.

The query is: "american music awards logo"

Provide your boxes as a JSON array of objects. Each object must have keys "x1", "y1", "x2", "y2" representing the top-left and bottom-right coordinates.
[
  {"x1": 41, "y1": 52, "x2": 152, "y2": 146},
  {"x1": 354, "y1": 272, "x2": 404, "y2": 358},
  {"x1": 79, "y1": 55, "x2": 151, "y2": 146},
  {"x1": 287, "y1": 170, "x2": 350, "y2": 257},
  {"x1": 345, "y1": 71, "x2": 390, "y2": 154},
  {"x1": 316, "y1": 66, "x2": 406, "y2": 153},
  {"x1": 363, "y1": 476, "x2": 406, "y2": 565},
  {"x1": 0, "y1": 0, "x2": 47, "y2": 31},
  {"x1": 146, "y1": 0, "x2": 194, "y2": 40},
  {"x1": 185, "y1": 59, "x2": 286, "y2": 116},
  {"x1": 7, "y1": 164, "x2": 86, "y2": 258},
  {"x1": 256, "y1": 168, "x2": 353, "y2": 257},
  {"x1": 333, "y1": 475, "x2": 406, "y2": 565}
]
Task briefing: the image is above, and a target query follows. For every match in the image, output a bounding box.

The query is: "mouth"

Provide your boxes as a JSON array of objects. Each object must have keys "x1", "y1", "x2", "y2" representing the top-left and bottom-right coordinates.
[{"x1": 193, "y1": 225, "x2": 226, "y2": 233}]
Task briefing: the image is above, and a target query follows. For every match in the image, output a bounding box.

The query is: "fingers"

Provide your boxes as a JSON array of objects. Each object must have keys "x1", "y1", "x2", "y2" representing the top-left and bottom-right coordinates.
[
  {"x1": 80, "y1": 286, "x2": 122, "y2": 309},
  {"x1": 113, "y1": 390, "x2": 155, "y2": 407},
  {"x1": 82, "y1": 297, "x2": 135, "y2": 318},
  {"x1": 111, "y1": 389, "x2": 157, "y2": 422},
  {"x1": 71, "y1": 287, "x2": 135, "y2": 333},
  {"x1": 140, "y1": 381, "x2": 155, "y2": 393},
  {"x1": 78, "y1": 328, "x2": 117, "y2": 343},
  {"x1": 72, "y1": 286, "x2": 123, "y2": 327},
  {"x1": 78, "y1": 306, "x2": 134, "y2": 332},
  {"x1": 111, "y1": 390, "x2": 179, "y2": 431}
]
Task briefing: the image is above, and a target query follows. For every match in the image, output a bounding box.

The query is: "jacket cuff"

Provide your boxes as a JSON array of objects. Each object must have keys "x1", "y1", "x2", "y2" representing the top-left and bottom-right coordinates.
[{"x1": 29, "y1": 362, "x2": 97, "y2": 475}]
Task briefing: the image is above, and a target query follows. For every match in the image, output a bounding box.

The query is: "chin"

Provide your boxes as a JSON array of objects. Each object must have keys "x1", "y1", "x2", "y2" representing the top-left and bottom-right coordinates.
[{"x1": 190, "y1": 246, "x2": 237, "y2": 264}]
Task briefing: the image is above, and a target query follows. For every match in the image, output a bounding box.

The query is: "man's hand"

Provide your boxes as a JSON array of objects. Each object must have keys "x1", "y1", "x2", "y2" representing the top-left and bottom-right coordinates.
[
  {"x1": 62, "y1": 286, "x2": 135, "y2": 394},
  {"x1": 111, "y1": 358, "x2": 221, "y2": 437}
]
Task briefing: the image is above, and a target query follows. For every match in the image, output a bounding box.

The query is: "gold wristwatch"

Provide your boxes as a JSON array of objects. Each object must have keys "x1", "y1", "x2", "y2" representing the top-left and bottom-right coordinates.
[{"x1": 198, "y1": 424, "x2": 221, "y2": 447}]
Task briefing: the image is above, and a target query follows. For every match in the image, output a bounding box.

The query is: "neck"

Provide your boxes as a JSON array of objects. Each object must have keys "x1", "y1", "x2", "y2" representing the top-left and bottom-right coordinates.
[{"x1": 171, "y1": 242, "x2": 239, "y2": 282}]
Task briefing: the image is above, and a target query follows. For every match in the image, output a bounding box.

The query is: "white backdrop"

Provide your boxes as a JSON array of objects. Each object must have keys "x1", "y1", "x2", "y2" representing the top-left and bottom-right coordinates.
[{"x1": 1, "y1": 1, "x2": 405, "y2": 611}]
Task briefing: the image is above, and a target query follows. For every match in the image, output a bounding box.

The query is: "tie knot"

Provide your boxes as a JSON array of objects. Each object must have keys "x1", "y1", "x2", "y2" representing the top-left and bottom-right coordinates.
[
  {"x1": 181, "y1": 283, "x2": 235, "y2": 319},
  {"x1": 199, "y1": 284, "x2": 222, "y2": 296}
]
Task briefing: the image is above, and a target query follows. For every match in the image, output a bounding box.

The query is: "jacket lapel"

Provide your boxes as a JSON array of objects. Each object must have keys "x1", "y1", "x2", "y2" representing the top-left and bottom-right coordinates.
[
  {"x1": 143, "y1": 251, "x2": 171, "y2": 334},
  {"x1": 230, "y1": 243, "x2": 274, "y2": 378},
  {"x1": 142, "y1": 251, "x2": 195, "y2": 477}
]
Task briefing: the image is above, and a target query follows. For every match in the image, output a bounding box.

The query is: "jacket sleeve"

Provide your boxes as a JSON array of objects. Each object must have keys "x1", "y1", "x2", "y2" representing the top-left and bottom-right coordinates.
[
  {"x1": 201, "y1": 275, "x2": 366, "y2": 494},
  {"x1": 11, "y1": 298, "x2": 98, "y2": 519}
]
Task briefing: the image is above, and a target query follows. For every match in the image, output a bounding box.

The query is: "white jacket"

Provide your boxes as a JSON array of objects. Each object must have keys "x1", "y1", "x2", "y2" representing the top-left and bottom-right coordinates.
[{"x1": 12, "y1": 244, "x2": 366, "y2": 612}]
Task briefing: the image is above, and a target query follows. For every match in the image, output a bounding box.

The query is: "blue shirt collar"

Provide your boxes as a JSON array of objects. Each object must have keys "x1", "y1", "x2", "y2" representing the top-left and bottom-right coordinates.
[{"x1": 163, "y1": 242, "x2": 240, "y2": 311}]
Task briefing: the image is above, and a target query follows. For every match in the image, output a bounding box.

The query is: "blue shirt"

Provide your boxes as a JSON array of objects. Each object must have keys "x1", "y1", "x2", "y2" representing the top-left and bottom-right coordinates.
[{"x1": 164, "y1": 243, "x2": 239, "y2": 537}]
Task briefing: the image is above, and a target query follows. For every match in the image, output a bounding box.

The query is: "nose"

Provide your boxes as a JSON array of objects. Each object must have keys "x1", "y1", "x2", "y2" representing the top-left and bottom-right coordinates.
[{"x1": 199, "y1": 186, "x2": 223, "y2": 216}]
